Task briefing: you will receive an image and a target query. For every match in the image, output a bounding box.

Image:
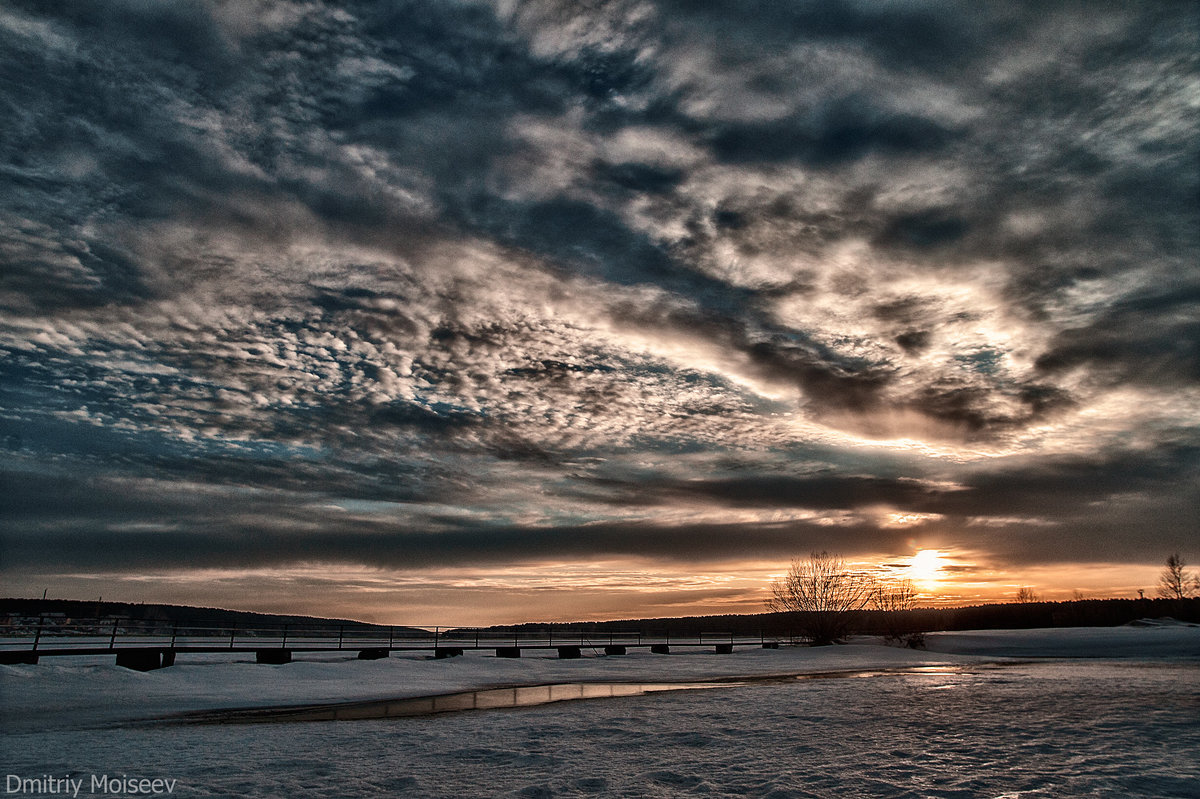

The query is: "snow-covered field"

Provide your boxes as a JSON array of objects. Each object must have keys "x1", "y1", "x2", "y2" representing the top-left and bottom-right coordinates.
[{"x1": 2, "y1": 625, "x2": 1198, "y2": 798}]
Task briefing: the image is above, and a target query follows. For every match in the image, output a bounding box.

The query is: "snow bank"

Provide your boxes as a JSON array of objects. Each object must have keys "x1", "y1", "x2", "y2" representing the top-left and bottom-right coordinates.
[{"x1": 922, "y1": 624, "x2": 1200, "y2": 658}]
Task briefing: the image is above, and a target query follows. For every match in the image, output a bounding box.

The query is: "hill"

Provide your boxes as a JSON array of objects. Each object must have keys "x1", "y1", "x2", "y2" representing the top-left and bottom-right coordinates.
[{"x1": 0, "y1": 598, "x2": 410, "y2": 632}]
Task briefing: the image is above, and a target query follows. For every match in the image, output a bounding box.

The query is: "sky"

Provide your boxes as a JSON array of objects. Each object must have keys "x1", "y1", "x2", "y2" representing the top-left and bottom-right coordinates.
[{"x1": 1, "y1": 1, "x2": 1197, "y2": 625}]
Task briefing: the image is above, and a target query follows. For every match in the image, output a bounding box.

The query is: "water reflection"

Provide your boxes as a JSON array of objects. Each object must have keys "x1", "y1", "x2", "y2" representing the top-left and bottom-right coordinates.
[
  {"x1": 178, "y1": 682, "x2": 732, "y2": 724},
  {"x1": 171, "y1": 664, "x2": 1000, "y2": 725},
  {"x1": 794, "y1": 664, "x2": 973, "y2": 681}
]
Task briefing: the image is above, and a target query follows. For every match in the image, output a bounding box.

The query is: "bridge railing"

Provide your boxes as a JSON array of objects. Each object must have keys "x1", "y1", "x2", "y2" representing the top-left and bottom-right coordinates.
[{"x1": 0, "y1": 616, "x2": 794, "y2": 653}]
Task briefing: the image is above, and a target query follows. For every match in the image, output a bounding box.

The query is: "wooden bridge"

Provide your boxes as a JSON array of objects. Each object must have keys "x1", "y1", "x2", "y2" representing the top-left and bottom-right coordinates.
[{"x1": 0, "y1": 617, "x2": 790, "y2": 670}]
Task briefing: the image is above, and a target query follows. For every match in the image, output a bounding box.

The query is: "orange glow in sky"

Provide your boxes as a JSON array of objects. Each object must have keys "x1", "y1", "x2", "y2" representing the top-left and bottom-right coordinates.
[{"x1": 25, "y1": 553, "x2": 1164, "y2": 626}]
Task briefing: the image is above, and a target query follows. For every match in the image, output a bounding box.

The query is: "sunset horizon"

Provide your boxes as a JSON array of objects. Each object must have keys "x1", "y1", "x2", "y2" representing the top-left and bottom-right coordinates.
[{"x1": 6, "y1": 548, "x2": 1178, "y2": 628}]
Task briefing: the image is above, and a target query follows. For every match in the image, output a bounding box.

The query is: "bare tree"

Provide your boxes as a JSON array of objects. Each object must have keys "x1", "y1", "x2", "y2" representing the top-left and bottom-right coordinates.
[
  {"x1": 1016, "y1": 586, "x2": 1039, "y2": 604},
  {"x1": 871, "y1": 578, "x2": 922, "y2": 646},
  {"x1": 872, "y1": 578, "x2": 917, "y2": 614},
  {"x1": 1157, "y1": 553, "x2": 1199, "y2": 600},
  {"x1": 768, "y1": 552, "x2": 875, "y2": 645}
]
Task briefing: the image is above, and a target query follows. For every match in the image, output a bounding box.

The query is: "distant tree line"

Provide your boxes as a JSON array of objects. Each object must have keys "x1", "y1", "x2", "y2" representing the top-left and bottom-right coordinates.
[
  {"x1": 0, "y1": 598, "x2": 404, "y2": 632},
  {"x1": 501, "y1": 597, "x2": 1199, "y2": 639}
]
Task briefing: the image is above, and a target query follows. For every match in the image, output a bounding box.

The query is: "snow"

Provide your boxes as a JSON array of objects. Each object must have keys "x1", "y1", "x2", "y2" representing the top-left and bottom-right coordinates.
[
  {"x1": 923, "y1": 621, "x2": 1200, "y2": 659},
  {"x1": 2, "y1": 627, "x2": 1198, "y2": 797}
]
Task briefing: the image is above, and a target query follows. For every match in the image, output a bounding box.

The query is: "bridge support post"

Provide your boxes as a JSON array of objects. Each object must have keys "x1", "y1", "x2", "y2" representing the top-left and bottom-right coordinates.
[
  {"x1": 256, "y1": 649, "x2": 292, "y2": 665},
  {"x1": 160, "y1": 649, "x2": 176, "y2": 667},
  {"x1": 495, "y1": 647, "x2": 521, "y2": 658},
  {"x1": 556, "y1": 646, "x2": 581, "y2": 659},
  {"x1": 603, "y1": 645, "x2": 626, "y2": 656},
  {"x1": 116, "y1": 649, "x2": 164, "y2": 671},
  {"x1": 650, "y1": 644, "x2": 670, "y2": 655}
]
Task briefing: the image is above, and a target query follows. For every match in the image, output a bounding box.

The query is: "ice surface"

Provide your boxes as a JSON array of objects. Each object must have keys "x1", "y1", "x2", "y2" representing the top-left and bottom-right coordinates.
[{"x1": 2, "y1": 627, "x2": 1198, "y2": 797}]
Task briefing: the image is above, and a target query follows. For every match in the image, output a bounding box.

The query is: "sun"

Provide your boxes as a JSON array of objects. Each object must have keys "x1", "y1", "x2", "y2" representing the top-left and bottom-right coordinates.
[{"x1": 908, "y1": 549, "x2": 945, "y2": 583}]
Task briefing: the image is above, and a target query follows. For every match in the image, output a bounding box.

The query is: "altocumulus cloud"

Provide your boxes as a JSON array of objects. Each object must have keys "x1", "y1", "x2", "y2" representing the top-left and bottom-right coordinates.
[{"x1": 0, "y1": 0, "x2": 1197, "y2": 621}]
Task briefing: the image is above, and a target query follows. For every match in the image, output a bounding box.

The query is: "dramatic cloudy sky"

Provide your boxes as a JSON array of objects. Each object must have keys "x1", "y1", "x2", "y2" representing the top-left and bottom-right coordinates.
[{"x1": 1, "y1": 1, "x2": 1197, "y2": 624}]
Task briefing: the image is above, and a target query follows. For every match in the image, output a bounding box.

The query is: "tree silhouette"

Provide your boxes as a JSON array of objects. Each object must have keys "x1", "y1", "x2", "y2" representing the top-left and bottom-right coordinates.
[
  {"x1": 871, "y1": 578, "x2": 920, "y2": 645},
  {"x1": 768, "y1": 552, "x2": 875, "y2": 645},
  {"x1": 1157, "y1": 553, "x2": 1198, "y2": 600}
]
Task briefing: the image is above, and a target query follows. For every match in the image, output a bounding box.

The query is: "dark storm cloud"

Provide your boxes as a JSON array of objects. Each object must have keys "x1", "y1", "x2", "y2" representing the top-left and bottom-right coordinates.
[
  {"x1": 1035, "y1": 283, "x2": 1200, "y2": 387},
  {"x1": 571, "y1": 473, "x2": 944, "y2": 510},
  {"x1": 651, "y1": 0, "x2": 996, "y2": 167},
  {"x1": 591, "y1": 160, "x2": 686, "y2": 194},
  {"x1": 874, "y1": 210, "x2": 969, "y2": 251},
  {"x1": 6, "y1": 441, "x2": 1194, "y2": 575},
  {"x1": 2, "y1": 0, "x2": 1198, "y2": 614},
  {"x1": 656, "y1": 0, "x2": 995, "y2": 73},
  {"x1": 0, "y1": 500, "x2": 904, "y2": 572},
  {"x1": 569, "y1": 444, "x2": 1200, "y2": 555},
  {"x1": 946, "y1": 445, "x2": 1200, "y2": 520},
  {"x1": 707, "y1": 104, "x2": 957, "y2": 166}
]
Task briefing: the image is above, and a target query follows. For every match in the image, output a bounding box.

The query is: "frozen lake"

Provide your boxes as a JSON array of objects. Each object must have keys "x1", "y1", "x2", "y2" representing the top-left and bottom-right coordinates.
[{"x1": 2, "y1": 627, "x2": 1198, "y2": 798}]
